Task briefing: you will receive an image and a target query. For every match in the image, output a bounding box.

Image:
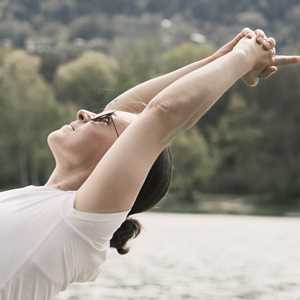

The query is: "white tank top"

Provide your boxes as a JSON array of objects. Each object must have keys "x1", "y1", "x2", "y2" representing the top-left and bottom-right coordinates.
[{"x1": 0, "y1": 185, "x2": 130, "y2": 300}]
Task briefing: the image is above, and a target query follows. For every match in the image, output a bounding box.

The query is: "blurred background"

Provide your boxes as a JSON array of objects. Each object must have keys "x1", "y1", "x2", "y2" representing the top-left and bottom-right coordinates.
[{"x1": 1, "y1": 1, "x2": 300, "y2": 299}]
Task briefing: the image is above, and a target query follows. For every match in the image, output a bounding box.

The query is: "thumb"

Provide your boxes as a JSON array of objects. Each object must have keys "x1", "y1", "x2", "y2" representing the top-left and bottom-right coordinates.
[
  {"x1": 273, "y1": 55, "x2": 300, "y2": 66},
  {"x1": 260, "y1": 66, "x2": 278, "y2": 79}
]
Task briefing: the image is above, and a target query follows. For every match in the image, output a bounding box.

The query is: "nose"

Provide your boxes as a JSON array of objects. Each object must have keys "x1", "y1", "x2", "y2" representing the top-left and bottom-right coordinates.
[{"x1": 76, "y1": 109, "x2": 93, "y2": 122}]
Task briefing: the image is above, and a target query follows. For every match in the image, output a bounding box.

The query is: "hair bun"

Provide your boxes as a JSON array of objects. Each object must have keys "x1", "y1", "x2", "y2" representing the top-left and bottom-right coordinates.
[{"x1": 110, "y1": 218, "x2": 142, "y2": 255}]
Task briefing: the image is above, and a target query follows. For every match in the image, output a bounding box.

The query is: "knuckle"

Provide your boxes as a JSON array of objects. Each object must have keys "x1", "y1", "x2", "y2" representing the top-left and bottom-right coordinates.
[
  {"x1": 269, "y1": 37, "x2": 276, "y2": 45},
  {"x1": 255, "y1": 29, "x2": 266, "y2": 37},
  {"x1": 242, "y1": 27, "x2": 251, "y2": 34}
]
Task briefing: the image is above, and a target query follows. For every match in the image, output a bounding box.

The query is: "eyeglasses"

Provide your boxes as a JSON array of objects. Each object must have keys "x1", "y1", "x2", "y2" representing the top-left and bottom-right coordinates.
[{"x1": 90, "y1": 109, "x2": 119, "y2": 138}]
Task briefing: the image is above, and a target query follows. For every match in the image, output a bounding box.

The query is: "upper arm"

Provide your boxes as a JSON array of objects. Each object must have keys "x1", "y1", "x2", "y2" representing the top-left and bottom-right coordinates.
[
  {"x1": 75, "y1": 105, "x2": 176, "y2": 214},
  {"x1": 103, "y1": 90, "x2": 148, "y2": 114}
]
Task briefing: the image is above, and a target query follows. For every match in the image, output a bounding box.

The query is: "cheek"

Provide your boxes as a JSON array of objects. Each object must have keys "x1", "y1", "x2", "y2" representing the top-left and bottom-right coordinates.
[{"x1": 48, "y1": 125, "x2": 114, "y2": 162}]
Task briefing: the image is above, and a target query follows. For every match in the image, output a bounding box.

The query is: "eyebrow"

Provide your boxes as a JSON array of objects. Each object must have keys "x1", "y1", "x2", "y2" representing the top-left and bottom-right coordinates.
[
  {"x1": 91, "y1": 110, "x2": 120, "y2": 133},
  {"x1": 90, "y1": 110, "x2": 117, "y2": 120}
]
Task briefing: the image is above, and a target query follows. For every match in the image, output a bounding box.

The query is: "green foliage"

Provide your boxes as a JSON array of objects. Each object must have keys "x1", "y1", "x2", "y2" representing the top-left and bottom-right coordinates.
[
  {"x1": 68, "y1": 15, "x2": 115, "y2": 40},
  {"x1": 161, "y1": 42, "x2": 214, "y2": 72},
  {"x1": 0, "y1": 48, "x2": 73, "y2": 187},
  {"x1": 99, "y1": 37, "x2": 166, "y2": 103},
  {"x1": 54, "y1": 51, "x2": 119, "y2": 111},
  {"x1": 1, "y1": 1, "x2": 300, "y2": 211},
  {"x1": 169, "y1": 128, "x2": 217, "y2": 204}
]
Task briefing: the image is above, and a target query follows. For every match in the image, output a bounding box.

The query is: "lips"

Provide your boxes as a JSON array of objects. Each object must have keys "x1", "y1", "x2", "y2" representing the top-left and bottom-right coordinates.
[{"x1": 69, "y1": 124, "x2": 75, "y2": 131}]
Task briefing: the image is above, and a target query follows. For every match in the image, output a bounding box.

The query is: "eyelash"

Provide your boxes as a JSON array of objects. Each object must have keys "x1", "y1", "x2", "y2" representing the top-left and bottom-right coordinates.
[{"x1": 92, "y1": 117, "x2": 112, "y2": 125}]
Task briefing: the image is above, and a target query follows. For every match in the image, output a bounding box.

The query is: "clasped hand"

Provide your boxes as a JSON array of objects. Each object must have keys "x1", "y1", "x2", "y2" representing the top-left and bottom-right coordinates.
[{"x1": 213, "y1": 28, "x2": 300, "y2": 87}]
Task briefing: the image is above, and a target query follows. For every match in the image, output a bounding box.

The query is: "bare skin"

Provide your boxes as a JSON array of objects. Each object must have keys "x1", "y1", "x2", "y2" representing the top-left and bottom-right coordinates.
[
  {"x1": 45, "y1": 28, "x2": 300, "y2": 214},
  {"x1": 105, "y1": 28, "x2": 300, "y2": 113},
  {"x1": 46, "y1": 110, "x2": 138, "y2": 191}
]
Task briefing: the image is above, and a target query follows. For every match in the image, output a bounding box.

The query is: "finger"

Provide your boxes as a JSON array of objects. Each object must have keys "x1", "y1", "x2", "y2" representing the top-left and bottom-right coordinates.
[
  {"x1": 241, "y1": 27, "x2": 252, "y2": 36},
  {"x1": 248, "y1": 77, "x2": 260, "y2": 87},
  {"x1": 255, "y1": 29, "x2": 269, "y2": 49},
  {"x1": 273, "y1": 55, "x2": 300, "y2": 66},
  {"x1": 255, "y1": 29, "x2": 267, "y2": 39},
  {"x1": 262, "y1": 39, "x2": 273, "y2": 51},
  {"x1": 226, "y1": 28, "x2": 252, "y2": 48},
  {"x1": 244, "y1": 75, "x2": 260, "y2": 87},
  {"x1": 268, "y1": 37, "x2": 276, "y2": 48},
  {"x1": 246, "y1": 31, "x2": 256, "y2": 39},
  {"x1": 260, "y1": 66, "x2": 278, "y2": 79},
  {"x1": 261, "y1": 37, "x2": 276, "y2": 51},
  {"x1": 264, "y1": 69, "x2": 278, "y2": 79},
  {"x1": 256, "y1": 36, "x2": 264, "y2": 45}
]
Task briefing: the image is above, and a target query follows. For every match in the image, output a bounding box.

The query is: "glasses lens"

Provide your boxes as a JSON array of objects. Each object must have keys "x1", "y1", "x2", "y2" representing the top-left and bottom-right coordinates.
[
  {"x1": 91, "y1": 110, "x2": 115, "y2": 120},
  {"x1": 92, "y1": 114, "x2": 112, "y2": 123},
  {"x1": 90, "y1": 110, "x2": 119, "y2": 137}
]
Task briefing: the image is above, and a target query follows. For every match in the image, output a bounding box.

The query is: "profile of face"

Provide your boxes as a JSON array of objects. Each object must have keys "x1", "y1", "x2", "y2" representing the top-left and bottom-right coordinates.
[{"x1": 47, "y1": 109, "x2": 138, "y2": 172}]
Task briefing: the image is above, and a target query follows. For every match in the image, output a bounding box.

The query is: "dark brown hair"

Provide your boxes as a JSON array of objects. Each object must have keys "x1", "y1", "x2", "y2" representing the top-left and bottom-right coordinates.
[{"x1": 109, "y1": 147, "x2": 173, "y2": 255}]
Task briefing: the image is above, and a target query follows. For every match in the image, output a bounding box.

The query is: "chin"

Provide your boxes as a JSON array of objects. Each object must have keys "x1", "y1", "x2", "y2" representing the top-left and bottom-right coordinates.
[
  {"x1": 47, "y1": 129, "x2": 60, "y2": 145},
  {"x1": 47, "y1": 130, "x2": 67, "y2": 155}
]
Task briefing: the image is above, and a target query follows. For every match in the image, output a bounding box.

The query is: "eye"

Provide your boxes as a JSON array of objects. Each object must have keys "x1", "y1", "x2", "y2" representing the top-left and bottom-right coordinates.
[
  {"x1": 92, "y1": 116, "x2": 112, "y2": 125},
  {"x1": 98, "y1": 116, "x2": 111, "y2": 125}
]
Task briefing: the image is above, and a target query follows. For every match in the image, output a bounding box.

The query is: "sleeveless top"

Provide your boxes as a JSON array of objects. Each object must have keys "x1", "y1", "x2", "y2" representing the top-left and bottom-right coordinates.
[{"x1": 0, "y1": 185, "x2": 130, "y2": 300}]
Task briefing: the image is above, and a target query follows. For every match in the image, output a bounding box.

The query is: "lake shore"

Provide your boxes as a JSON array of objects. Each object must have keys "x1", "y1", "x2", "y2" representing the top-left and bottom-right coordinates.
[{"x1": 158, "y1": 192, "x2": 300, "y2": 217}]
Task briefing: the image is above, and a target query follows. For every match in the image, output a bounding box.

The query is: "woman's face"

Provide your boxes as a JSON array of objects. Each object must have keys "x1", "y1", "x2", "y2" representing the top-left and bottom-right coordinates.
[{"x1": 47, "y1": 109, "x2": 138, "y2": 169}]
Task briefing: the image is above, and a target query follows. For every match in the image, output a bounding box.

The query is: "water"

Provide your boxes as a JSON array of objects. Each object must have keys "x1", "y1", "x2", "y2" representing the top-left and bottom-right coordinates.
[{"x1": 55, "y1": 212, "x2": 300, "y2": 300}]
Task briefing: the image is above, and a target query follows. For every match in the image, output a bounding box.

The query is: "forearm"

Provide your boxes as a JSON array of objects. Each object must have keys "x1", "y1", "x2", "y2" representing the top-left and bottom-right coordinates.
[
  {"x1": 147, "y1": 51, "x2": 252, "y2": 136},
  {"x1": 105, "y1": 55, "x2": 216, "y2": 113}
]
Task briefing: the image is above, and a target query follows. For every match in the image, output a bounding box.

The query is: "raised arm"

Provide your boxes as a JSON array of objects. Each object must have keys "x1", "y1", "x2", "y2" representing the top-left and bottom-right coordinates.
[
  {"x1": 75, "y1": 33, "x2": 269, "y2": 214},
  {"x1": 104, "y1": 28, "x2": 300, "y2": 113},
  {"x1": 147, "y1": 34, "x2": 273, "y2": 132},
  {"x1": 104, "y1": 30, "x2": 250, "y2": 114}
]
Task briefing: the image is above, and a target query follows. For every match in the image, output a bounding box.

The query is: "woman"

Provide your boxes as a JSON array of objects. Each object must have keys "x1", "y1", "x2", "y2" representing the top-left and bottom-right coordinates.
[{"x1": 0, "y1": 28, "x2": 299, "y2": 300}]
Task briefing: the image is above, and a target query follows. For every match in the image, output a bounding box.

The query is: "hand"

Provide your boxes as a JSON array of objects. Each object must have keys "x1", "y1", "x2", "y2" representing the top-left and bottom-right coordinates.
[
  {"x1": 211, "y1": 28, "x2": 300, "y2": 87},
  {"x1": 212, "y1": 28, "x2": 253, "y2": 60},
  {"x1": 243, "y1": 29, "x2": 300, "y2": 86},
  {"x1": 242, "y1": 29, "x2": 276, "y2": 86},
  {"x1": 233, "y1": 30, "x2": 274, "y2": 79},
  {"x1": 212, "y1": 28, "x2": 275, "y2": 85}
]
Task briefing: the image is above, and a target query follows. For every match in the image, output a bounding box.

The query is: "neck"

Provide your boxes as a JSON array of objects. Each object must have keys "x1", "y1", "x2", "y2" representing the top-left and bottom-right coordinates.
[{"x1": 45, "y1": 165, "x2": 89, "y2": 191}]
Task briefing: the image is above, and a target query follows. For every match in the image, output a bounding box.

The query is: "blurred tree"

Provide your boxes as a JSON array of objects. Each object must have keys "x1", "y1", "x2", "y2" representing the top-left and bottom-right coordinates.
[
  {"x1": 40, "y1": 0, "x2": 77, "y2": 23},
  {"x1": 211, "y1": 92, "x2": 264, "y2": 194},
  {"x1": 68, "y1": 14, "x2": 115, "y2": 40},
  {"x1": 160, "y1": 41, "x2": 232, "y2": 132},
  {"x1": 240, "y1": 67, "x2": 300, "y2": 205},
  {"x1": 161, "y1": 42, "x2": 214, "y2": 73},
  {"x1": 169, "y1": 128, "x2": 217, "y2": 204},
  {"x1": 0, "y1": 48, "x2": 72, "y2": 187},
  {"x1": 0, "y1": 19, "x2": 32, "y2": 47},
  {"x1": 1, "y1": 0, "x2": 300, "y2": 210},
  {"x1": 54, "y1": 51, "x2": 119, "y2": 111},
  {"x1": 110, "y1": 37, "x2": 163, "y2": 99}
]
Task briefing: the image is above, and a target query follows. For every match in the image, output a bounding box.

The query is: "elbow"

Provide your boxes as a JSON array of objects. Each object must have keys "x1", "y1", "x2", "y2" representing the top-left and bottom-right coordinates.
[
  {"x1": 147, "y1": 95, "x2": 194, "y2": 131},
  {"x1": 147, "y1": 95, "x2": 187, "y2": 125}
]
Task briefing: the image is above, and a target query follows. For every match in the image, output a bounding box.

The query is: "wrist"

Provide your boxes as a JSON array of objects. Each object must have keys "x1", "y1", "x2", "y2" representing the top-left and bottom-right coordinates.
[
  {"x1": 210, "y1": 52, "x2": 219, "y2": 61},
  {"x1": 200, "y1": 54, "x2": 218, "y2": 66},
  {"x1": 210, "y1": 50, "x2": 226, "y2": 62},
  {"x1": 231, "y1": 50, "x2": 255, "y2": 74}
]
